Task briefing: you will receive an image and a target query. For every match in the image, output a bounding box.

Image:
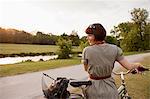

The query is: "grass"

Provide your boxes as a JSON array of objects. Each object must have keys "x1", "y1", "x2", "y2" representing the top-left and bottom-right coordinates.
[
  {"x1": 0, "y1": 43, "x2": 81, "y2": 54},
  {"x1": 0, "y1": 58, "x2": 81, "y2": 77},
  {"x1": 0, "y1": 43, "x2": 58, "y2": 54},
  {"x1": 114, "y1": 56, "x2": 150, "y2": 99},
  {"x1": 0, "y1": 43, "x2": 148, "y2": 56},
  {"x1": 123, "y1": 51, "x2": 149, "y2": 56}
]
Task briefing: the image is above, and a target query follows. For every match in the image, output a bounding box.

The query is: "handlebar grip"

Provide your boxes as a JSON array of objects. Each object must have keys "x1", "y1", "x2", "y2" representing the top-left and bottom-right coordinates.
[
  {"x1": 137, "y1": 67, "x2": 150, "y2": 72},
  {"x1": 131, "y1": 67, "x2": 150, "y2": 74}
]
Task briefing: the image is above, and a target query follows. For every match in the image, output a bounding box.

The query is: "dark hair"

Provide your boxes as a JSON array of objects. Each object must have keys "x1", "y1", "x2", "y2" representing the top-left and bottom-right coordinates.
[{"x1": 85, "y1": 23, "x2": 106, "y2": 41}]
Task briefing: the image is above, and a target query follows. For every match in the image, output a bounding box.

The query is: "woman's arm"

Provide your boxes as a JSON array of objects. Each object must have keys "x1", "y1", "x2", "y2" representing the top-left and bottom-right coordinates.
[
  {"x1": 81, "y1": 60, "x2": 88, "y2": 71},
  {"x1": 117, "y1": 58, "x2": 142, "y2": 70},
  {"x1": 116, "y1": 46, "x2": 142, "y2": 70},
  {"x1": 83, "y1": 64, "x2": 88, "y2": 71}
]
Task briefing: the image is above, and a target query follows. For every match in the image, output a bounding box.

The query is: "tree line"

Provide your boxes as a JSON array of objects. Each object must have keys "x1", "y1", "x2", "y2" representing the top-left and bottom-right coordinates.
[
  {"x1": 0, "y1": 27, "x2": 116, "y2": 46},
  {"x1": 0, "y1": 29, "x2": 58, "y2": 45},
  {"x1": 111, "y1": 8, "x2": 150, "y2": 51}
]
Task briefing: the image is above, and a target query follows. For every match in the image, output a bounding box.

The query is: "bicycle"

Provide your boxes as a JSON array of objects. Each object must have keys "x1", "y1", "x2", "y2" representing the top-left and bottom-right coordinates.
[
  {"x1": 42, "y1": 73, "x2": 91, "y2": 99},
  {"x1": 41, "y1": 66, "x2": 150, "y2": 99},
  {"x1": 113, "y1": 66, "x2": 150, "y2": 99}
]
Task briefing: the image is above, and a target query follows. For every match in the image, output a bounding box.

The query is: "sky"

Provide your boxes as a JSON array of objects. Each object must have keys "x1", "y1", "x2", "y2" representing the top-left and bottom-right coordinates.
[{"x1": 0, "y1": 0, "x2": 150, "y2": 37}]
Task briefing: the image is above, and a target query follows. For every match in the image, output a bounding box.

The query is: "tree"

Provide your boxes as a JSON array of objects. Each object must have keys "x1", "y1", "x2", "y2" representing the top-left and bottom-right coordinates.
[
  {"x1": 105, "y1": 36, "x2": 118, "y2": 45},
  {"x1": 111, "y1": 8, "x2": 150, "y2": 51},
  {"x1": 110, "y1": 26, "x2": 120, "y2": 40},
  {"x1": 79, "y1": 36, "x2": 89, "y2": 50},
  {"x1": 0, "y1": 27, "x2": 58, "y2": 45},
  {"x1": 69, "y1": 30, "x2": 80, "y2": 46},
  {"x1": 56, "y1": 38, "x2": 72, "y2": 59},
  {"x1": 131, "y1": 8, "x2": 149, "y2": 48},
  {"x1": 60, "y1": 33, "x2": 69, "y2": 40},
  {"x1": 33, "y1": 31, "x2": 58, "y2": 45},
  {"x1": 143, "y1": 23, "x2": 150, "y2": 50}
]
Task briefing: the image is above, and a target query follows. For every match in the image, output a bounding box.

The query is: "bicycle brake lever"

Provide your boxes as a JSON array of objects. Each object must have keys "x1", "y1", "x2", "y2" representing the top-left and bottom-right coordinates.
[{"x1": 131, "y1": 70, "x2": 137, "y2": 74}]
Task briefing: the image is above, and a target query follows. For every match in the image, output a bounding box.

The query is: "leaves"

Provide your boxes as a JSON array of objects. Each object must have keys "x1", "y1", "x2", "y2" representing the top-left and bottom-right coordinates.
[
  {"x1": 57, "y1": 38, "x2": 72, "y2": 59},
  {"x1": 111, "y1": 8, "x2": 150, "y2": 51}
]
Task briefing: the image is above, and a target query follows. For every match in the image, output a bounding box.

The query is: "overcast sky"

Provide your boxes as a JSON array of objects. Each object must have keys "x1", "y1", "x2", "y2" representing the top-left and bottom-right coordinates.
[{"x1": 0, "y1": 0, "x2": 150, "y2": 37}]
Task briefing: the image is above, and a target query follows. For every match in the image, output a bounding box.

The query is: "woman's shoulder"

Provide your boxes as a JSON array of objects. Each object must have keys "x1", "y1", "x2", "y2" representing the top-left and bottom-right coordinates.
[
  {"x1": 106, "y1": 43, "x2": 118, "y2": 47},
  {"x1": 82, "y1": 46, "x2": 94, "y2": 53},
  {"x1": 83, "y1": 46, "x2": 91, "y2": 51},
  {"x1": 83, "y1": 43, "x2": 119, "y2": 51},
  {"x1": 107, "y1": 44, "x2": 124, "y2": 53}
]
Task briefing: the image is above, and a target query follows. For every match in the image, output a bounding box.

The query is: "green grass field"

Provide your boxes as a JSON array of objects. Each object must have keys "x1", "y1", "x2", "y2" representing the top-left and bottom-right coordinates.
[
  {"x1": 0, "y1": 43, "x2": 81, "y2": 54},
  {"x1": 0, "y1": 58, "x2": 81, "y2": 77},
  {"x1": 0, "y1": 43, "x2": 58, "y2": 54},
  {"x1": 123, "y1": 51, "x2": 148, "y2": 56},
  {"x1": 115, "y1": 56, "x2": 150, "y2": 99}
]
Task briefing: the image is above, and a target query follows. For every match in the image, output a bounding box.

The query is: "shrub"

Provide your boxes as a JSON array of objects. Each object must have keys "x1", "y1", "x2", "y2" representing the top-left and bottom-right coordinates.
[{"x1": 56, "y1": 38, "x2": 72, "y2": 59}]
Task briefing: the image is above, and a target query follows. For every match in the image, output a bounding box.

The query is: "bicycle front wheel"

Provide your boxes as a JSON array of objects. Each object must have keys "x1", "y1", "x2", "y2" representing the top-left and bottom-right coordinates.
[
  {"x1": 122, "y1": 96, "x2": 131, "y2": 99},
  {"x1": 69, "y1": 93, "x2": 84, "y2": 99},
  {"x1": 121, "y1": 93, "x2": 131, "y2": 99}
]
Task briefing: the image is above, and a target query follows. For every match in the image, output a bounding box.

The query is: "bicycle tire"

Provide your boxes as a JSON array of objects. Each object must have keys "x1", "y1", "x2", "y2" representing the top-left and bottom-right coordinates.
[
  {"x1": 122, "y1": 96, "x2": 131, "y2": 99},
  {"x1": 69, "y1": 93, "x2": 84, "y2": 99}
]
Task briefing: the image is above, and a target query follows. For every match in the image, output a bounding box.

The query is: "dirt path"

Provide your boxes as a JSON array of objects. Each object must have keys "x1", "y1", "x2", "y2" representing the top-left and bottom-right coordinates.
[{"x1": 0, "y1": 53, "x2": 150, "y2": 99}]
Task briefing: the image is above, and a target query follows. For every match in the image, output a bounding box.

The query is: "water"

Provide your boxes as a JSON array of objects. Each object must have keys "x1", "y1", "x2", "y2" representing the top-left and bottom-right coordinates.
[{"x1": 0, "y1": 55, "x2": 58, "y2": 65}]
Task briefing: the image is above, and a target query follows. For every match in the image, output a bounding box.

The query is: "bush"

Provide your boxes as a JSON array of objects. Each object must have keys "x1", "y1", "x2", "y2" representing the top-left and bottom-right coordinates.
[{"x1": 56, "y1": 38, "x2": 72, "y2": 59}]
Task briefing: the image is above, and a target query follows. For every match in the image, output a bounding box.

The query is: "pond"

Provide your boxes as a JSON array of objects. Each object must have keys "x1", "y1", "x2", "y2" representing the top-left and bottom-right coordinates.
[{"x1": 0, "y1": 55, "x2": 58, "y2": 65}]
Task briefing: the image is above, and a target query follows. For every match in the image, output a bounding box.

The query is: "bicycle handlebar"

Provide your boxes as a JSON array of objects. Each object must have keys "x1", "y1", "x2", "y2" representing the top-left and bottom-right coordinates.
[
  {"x1": 113, "y1": 70, "x2": 131, "y2": 75},
  {"x1": 113, "y1": 66, "x2": 150, "y2": 75}
]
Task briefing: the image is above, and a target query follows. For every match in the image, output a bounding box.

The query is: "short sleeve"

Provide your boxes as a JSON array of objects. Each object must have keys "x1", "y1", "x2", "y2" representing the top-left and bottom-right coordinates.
[
  {"x1": 81, "y1": 48, "x2": 88, "y2": 65},
  {"x1": 116, "y1": 47, "x2": 124, "y2": 61}
]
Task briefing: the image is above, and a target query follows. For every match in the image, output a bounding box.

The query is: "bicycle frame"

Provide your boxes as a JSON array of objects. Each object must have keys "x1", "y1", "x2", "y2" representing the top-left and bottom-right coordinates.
[
  {"x1": 71, "y1": 71, "x2": 131, "y2": 99},
  {"x1": 113, "y1": 71, "x2": 131, "y2": 99}
]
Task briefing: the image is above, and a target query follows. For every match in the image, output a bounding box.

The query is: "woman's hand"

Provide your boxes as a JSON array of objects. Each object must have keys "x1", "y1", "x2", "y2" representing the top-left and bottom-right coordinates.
[
  {"x1": 131, "y1": 63, "x2": 149, "y2": 74},
  {"x1": 131, "y1": 63, "x2": 142, "y2": 68}
]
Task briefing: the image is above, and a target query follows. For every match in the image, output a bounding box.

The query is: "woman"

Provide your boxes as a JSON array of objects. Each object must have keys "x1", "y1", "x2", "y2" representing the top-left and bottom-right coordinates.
[{"x1": 82, "y1": 23, "x2": 143, "y2": 99}]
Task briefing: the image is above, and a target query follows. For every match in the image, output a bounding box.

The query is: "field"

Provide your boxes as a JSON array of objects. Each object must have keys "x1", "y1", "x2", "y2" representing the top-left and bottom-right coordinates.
[
  {"x1": 0, "y1": 43, "x2": 58, "y2": 54},
  {"x1": 0, "y1": 43, "x2": 81, "y2": 54},
  {"x1": 0, "y1": 43, "x2": 146, "y2": 55}
]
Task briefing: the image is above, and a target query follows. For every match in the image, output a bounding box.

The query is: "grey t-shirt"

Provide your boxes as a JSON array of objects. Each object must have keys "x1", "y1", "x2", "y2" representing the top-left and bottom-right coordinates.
[{"x1": 82, "y1": 43, "x2": 124, "y2": 99}]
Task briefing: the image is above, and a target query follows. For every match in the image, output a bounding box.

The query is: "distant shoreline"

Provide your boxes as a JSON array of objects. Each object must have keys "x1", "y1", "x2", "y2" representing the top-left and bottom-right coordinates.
[{"x1": 0, "y1": 52, "x2": 55, "y2": 58}]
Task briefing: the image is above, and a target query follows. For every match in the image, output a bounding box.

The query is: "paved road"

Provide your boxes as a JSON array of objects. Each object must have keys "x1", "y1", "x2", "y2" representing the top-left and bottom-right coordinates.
[{"x1": 0, "y1": 53, "x2": 150, "y2": 99}]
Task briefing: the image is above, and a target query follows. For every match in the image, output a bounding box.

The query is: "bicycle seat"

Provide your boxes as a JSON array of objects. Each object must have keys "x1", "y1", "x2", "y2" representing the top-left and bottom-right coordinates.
[{"x1": 70, "y1": 81, "x2": 92, "y2": 87}]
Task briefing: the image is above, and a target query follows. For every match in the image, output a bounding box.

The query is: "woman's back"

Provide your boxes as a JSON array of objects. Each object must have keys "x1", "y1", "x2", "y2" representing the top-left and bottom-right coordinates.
[
  {"x1": 82, "y1": 43, "x2": 120, "y2": 99},
  {"x1": 83, "y1": 43, "x2": 122, "y2": 76},
  {"x1": 82, "y1": 23, "x2": 144, "y2": 99}
]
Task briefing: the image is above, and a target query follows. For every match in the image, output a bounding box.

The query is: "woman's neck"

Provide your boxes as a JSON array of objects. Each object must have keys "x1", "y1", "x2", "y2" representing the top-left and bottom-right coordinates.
[
  {"x1": 94, "y1": 40, "x2": 105, "y2": 45},
  {"x1": 90, "y1": 40, "x2": 105, "y2": 46}
]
